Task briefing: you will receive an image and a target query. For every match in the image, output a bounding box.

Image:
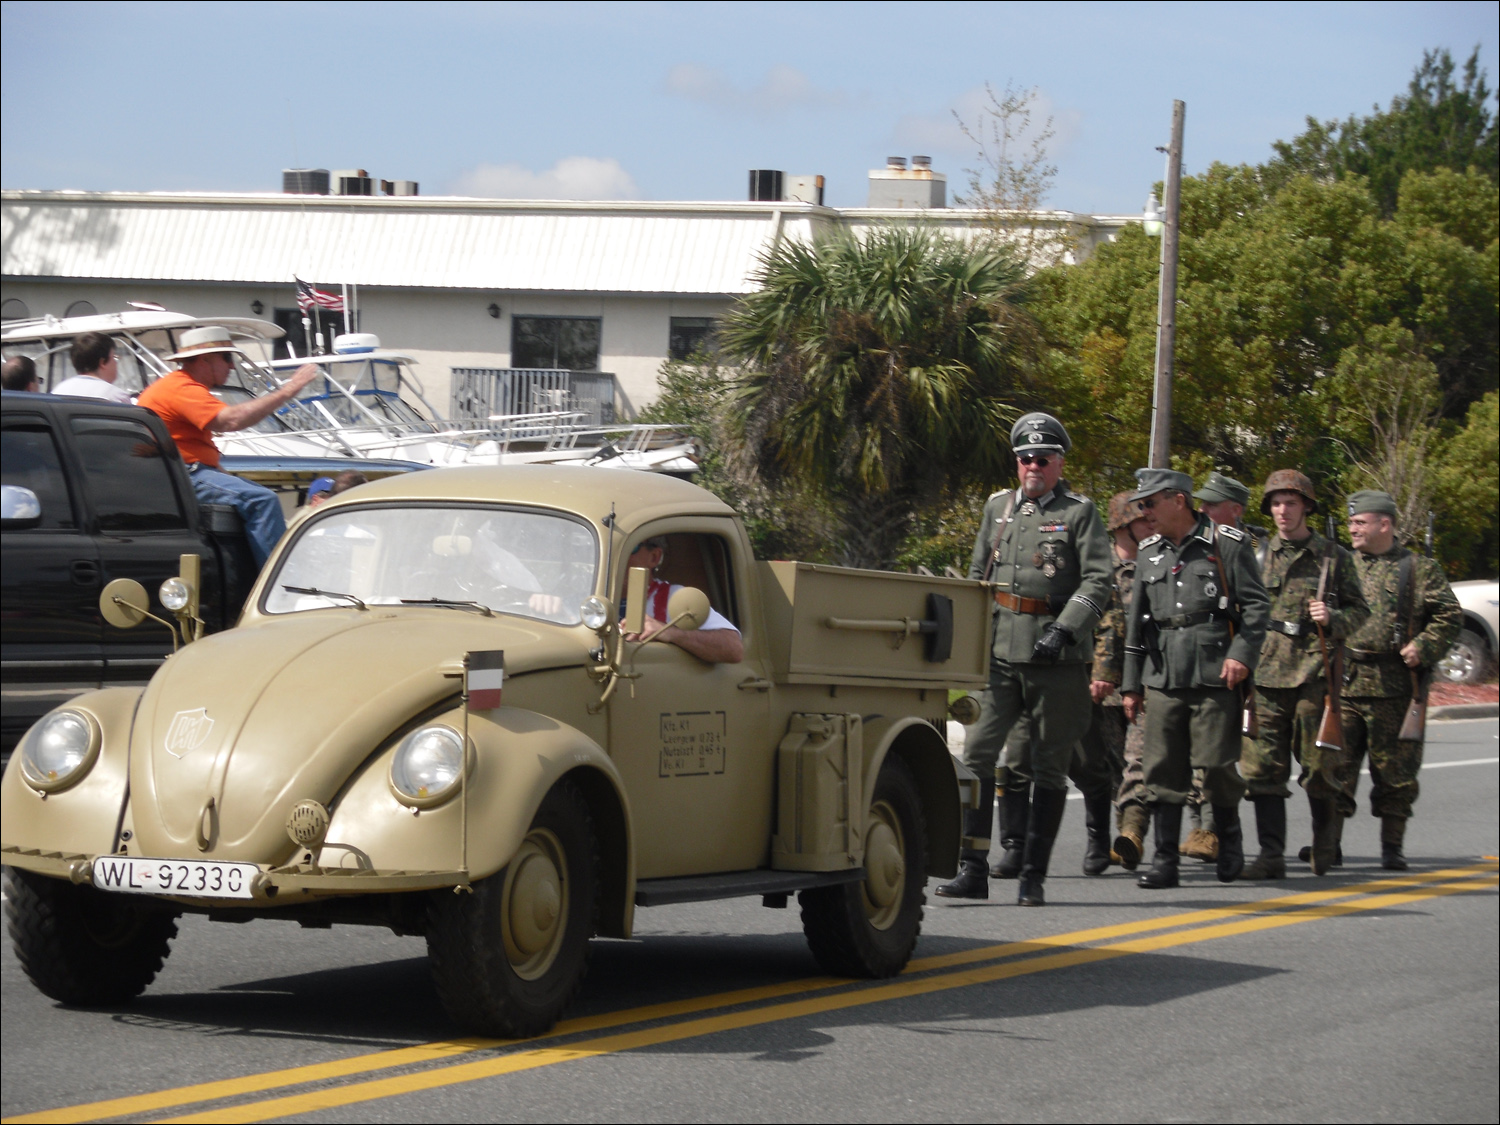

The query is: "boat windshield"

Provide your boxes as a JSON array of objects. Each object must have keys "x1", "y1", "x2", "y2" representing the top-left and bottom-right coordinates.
[{"x1": 264, "y1": 505, "x2": 598, "y2": 625}]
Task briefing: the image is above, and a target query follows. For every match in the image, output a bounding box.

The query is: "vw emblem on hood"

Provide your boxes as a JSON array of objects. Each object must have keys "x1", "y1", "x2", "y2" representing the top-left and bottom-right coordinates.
[{"x1": 165, "y1": 708, "x2": 214, "y2": 759}]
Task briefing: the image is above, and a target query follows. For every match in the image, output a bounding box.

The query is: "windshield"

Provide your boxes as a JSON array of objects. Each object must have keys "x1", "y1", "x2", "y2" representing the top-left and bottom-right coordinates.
[{"x1": 264, "y1": 505, "x2": 598, "y2": 625}]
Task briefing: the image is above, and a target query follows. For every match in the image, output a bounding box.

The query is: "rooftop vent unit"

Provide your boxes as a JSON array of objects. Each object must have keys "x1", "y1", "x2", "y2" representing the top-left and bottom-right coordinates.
[
  {"x1": 748, "y1": 170, "x2": 826, "y2": 206},
  {"x1": 332, "y1": 169, "x2": 373, "y2": 196},
  {"x1": 382, "y1": 179, "x2": 419, "y2": 196},
  {"x1": 282, "y1": 168, "x2": 330, "y2": 195},
  {"x1": 867, "y1": 155, "x2": 946, "y2": 209}
]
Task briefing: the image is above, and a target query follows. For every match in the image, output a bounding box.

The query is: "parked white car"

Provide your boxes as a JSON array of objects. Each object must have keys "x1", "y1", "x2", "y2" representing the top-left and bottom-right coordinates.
[{"x1": 1437, "y1": 579, "x2": 1499, "y2": 684}]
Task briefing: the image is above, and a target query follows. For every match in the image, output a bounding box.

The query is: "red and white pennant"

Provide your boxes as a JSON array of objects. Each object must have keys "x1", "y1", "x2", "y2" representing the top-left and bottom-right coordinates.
[{"x1": 466, "y1": 650, "x2": 505, "y2": 710}]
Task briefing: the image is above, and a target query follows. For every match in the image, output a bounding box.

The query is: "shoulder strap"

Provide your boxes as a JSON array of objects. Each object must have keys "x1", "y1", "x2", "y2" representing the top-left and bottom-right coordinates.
[
  {"x1": 1209, "y1": 525, "x2": 1236, "y2": 635},
  {"x1": 1394, "y1": 549, "x2": 1415, "y2": 646}
]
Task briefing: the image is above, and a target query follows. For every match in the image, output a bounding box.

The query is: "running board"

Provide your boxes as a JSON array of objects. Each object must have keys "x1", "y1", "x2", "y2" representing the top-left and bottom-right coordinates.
[{"x1": 634, "y1": 867, "x2": 865, "y2": 907}]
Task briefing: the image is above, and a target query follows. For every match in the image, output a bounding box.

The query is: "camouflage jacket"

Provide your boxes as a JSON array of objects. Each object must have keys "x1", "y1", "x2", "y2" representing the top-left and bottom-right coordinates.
[
  {"x1": 969, "y1": 482, "x2": 1113, "y2": 665},
  {"x1": 1255, "y1": 531, "x2": 1369, "y2": 690},
  {"x1": 1092, "y1": 548, "x2": 1136, "y2": 692},
  {"x1": 1122, "y1": 515, "x2": 1269, "y2": 694},
  {"x1": 1344, "y1": 546, "x2": 1462, "y2": 698}
]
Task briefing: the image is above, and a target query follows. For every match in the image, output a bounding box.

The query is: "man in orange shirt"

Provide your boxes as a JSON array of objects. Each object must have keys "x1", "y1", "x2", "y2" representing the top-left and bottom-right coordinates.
[{"x1": 137, "y1": 326, "x2": 318, "y2": 565}]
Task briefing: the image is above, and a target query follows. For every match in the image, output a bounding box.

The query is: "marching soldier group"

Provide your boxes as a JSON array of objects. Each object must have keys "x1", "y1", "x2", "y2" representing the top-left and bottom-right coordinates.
[{"x1": 937, "y1": 411, "x2": 1463, "y2": 906}]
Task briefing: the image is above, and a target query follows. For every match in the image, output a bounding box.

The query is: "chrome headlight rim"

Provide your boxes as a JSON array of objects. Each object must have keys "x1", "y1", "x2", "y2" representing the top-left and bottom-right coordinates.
[
  {"x1": 580, "y1": 595, "x2": 610, "y2": 632},
  {"x1": 388, "y1": 724, "x2": 473, "y2": 809},
  {"x1": 19, "y1": 708, "x2": 102, "y2": 793},
  {"x1": 159, "y1": 577, "x2": 191, "y2": 612}
]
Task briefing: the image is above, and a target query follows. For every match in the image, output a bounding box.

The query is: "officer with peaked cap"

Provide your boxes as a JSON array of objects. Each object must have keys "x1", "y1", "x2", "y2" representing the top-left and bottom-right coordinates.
[
  {"x1": 1338, "y1": 490, "x2": 1460, "y2": 869},
  {"x1": 936, "y1": 412, "x2": 1112, "y2": 907},
  {"x1": 1120, "y1": 468, "x2": 1270, "y2": 889},
  {"x1": 1195, "y1": 472, "x2": 1270, "y2": 570}
]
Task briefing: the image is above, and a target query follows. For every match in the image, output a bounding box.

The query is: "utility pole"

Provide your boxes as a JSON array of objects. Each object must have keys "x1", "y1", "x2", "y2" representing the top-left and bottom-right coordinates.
[{"x1": 1148, "y1": 100, "x2": 1184, "y2": 469}]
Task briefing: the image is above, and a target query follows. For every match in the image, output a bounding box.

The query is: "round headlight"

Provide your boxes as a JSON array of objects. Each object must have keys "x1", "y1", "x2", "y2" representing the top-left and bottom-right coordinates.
[
  {"x1": 159, "y1": 577, "x2": 191, "y2": 612},
  {"x1": 390, "y1": 725, "x2": 467, "y2": 806},
  {"x1": 580, "y1": 595, "x2": 610, "y2": 631},
  {"x1": 20, "y1": 709, "x2": 100, "y2": 792}
]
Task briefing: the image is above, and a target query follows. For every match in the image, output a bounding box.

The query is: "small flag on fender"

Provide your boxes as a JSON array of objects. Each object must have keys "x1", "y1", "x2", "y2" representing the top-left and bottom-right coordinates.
[{"x1": 466, "y1": 651, "x2": 505, "y2": 710}]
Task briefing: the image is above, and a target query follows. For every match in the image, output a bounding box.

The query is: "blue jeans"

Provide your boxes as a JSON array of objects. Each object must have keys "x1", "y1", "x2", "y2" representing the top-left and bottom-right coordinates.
[{"x1": 187, "y1": 464, "x2": 286, "y2": 567}]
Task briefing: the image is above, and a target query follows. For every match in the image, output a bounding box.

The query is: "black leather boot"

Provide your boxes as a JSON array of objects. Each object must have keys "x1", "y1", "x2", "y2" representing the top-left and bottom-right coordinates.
[
  {"x1": 1082, "y1": 793, "x2": 1112, "y2": 876},
  {"x1": 1018, "y1": 785, "x2": 1068, "y2": 906},
  {"x1": 1308, "y1": 794, "x2": 1341, "y2": 876},
  {"x1": 1213, "y1": 803, "x2": 1244, "y2": 883},
  {"x1": 1241, "y1": 796, "x2": 1286, "y2": 880},
  {"x1": 1380, "y1": 814, "x2": 1409, "y2": 871},
  {"x1": 937, "y1": 778, "x2": 995, "y2": 899},
  {"x1": 1138, "y1": 804, "x2": 1182, "y2": 889},
  {"x1": 990, "y1": 782, "x2": 1030, "y2": 879}
]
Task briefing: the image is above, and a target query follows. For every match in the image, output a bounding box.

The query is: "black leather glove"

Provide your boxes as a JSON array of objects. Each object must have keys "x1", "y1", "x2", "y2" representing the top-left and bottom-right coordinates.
[{"x1": 1030, "y1": 622, "x2": 1074, "y2": 663}]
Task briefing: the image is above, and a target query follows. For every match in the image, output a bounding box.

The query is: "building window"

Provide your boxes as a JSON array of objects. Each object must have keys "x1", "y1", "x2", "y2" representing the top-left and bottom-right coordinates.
[
  {"x1": 668, "y1": 317, "x2": 717, "y2": 361},
  {"x1": 273, "y1": 307, "x2": 357, "y2": 360},
  {"x1": 64, "y1": 300, "x2": 97, "y2": 318},
  {"x1": 0, "y1": 298, "x2": 28, "y2": 320},
  {"x1": 512, "y1": 316, "x2": 601, "y2": 371}
]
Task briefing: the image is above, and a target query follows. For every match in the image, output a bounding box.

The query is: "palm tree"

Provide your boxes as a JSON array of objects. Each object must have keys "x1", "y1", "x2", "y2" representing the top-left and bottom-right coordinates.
[{"x1": 719, "y1": 224, "x2": 1034, "y2": 569}]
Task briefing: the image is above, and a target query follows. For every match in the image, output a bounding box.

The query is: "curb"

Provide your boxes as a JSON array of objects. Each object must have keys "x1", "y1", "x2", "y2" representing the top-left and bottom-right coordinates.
[{"x1": 1430, "y1": 703, "x2": 1499, "y2": 721}]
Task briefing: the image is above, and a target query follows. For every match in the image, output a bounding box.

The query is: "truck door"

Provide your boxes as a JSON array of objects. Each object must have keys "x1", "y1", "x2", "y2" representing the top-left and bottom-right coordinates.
[
  {"x1": 1, "y1": 412, "x2": 103, "y2": 740},
  {"x1": 62, "y1": 414, "x2": 207, "y2": 686},
  {"x1": 607, "y1": 524, "x2": 773, "y2": 878}
]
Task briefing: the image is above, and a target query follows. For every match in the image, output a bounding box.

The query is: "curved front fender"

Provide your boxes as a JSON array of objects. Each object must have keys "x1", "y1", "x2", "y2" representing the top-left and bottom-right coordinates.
[{"x1": 861, "y1": 715, "x2": 962, "y2": 879}]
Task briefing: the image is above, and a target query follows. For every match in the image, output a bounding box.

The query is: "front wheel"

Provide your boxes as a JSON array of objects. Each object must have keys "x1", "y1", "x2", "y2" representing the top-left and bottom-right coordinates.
[
  {"x1": 426, "y1": 779, "x2": 597, "y2": 1037},
  {"x1": 799, "y1": 754, "x2": 927, "y2": 978},
  {"x1": 4, "y1": 867, "x2": 178, "y2": 1005}
]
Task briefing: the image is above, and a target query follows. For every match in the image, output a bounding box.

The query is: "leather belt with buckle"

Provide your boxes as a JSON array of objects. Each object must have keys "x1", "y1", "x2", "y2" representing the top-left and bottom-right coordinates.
[
  {"x1": 1347, "y1": 648, "x2": 1400, "y2": 663},
  {"x1": 1269, "y1": 619, "x2": 1304, "y2": 636},
  {"x1": 1157, "y1": 611, "x2": 1216, "y2": 629},
  {"x1": 994, "y1": 589, "x2": 1050, "y2": 615}
]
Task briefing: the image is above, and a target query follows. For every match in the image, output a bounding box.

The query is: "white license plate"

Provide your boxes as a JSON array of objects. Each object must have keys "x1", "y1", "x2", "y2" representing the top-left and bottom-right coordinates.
[{"x1": 92, "y1": 855, "x2": 258, "y2": 899}]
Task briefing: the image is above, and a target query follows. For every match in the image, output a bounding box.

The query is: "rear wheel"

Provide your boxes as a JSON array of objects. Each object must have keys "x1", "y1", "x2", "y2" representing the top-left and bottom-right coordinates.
[
  {"x1": 799, "y1": 754, "x2": 927, "y2": 978},
  {"x1": 427, "y1": 780, "x2": 597, "y2": 1037},
  {"x1": 1436, "y1": 629, "x2": 1492, "y2": 685},
  {"x1": 4, "y1": 867, "x2": 178, "y2": 1006}
]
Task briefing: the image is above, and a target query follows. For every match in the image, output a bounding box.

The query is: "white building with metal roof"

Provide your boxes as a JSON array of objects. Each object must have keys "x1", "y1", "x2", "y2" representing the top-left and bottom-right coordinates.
[{"x1": 2, "y1": 187, "x2": 1134, "y2": 416}]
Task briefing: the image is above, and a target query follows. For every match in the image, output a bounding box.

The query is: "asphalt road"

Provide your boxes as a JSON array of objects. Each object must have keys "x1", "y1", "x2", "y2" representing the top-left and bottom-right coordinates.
[{"x1": 3, "y1": 719, "x2": 1496, "y2": 1124}]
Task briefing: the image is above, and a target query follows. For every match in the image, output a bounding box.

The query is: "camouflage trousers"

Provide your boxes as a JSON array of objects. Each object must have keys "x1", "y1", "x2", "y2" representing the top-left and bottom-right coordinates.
[
  {"x1": 1138, "y1": 685, "x2": 1246, "y2": 806},
  {"x1": 959, "y1": 662, "x2": 1092, "y2": 792},
  {"x1": 1242, "y1": 683, "x2": 1344, "y2": 804},
  {"x1": 1340, "y1": 695, "x2": 1423, "y2": 820}
]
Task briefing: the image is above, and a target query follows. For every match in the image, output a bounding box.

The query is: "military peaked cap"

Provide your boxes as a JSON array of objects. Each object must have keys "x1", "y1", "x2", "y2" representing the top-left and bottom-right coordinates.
[
  {"x1": 1130, "y1": 467, "x2": 1194, "y2": 502},
  {"x1": 1194, "y1": 471, "x2": 1250, "y2": 507},
  {"x1": 1010, "y1": 412, "x2": 1071, "y2": 454},
  {"x1": 1347, "y1": 490, "x2": 1398, "y2": 519}
]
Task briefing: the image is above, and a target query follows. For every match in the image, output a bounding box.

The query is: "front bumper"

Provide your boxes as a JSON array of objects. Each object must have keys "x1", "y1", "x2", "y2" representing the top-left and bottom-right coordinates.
[{"x1": 1, "y1": 845, "x2": 469, "y2": 902}]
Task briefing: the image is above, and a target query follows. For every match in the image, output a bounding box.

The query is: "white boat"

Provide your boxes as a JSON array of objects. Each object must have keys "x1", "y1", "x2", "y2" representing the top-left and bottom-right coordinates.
[{"x1": 2, "y1": 310, "x2": 699, "y2": 475}]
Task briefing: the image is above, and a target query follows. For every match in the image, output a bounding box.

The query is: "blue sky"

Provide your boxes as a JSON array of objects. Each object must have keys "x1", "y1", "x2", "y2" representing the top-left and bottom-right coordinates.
[{"x1": 2, "y1": 1, "x2": 1495, "y2": 213}]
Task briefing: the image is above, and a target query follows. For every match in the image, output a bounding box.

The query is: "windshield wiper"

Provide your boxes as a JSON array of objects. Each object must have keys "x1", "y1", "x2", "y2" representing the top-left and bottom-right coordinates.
[
  {"x1": 283, "y1": 585, "x2": 367, "y2": 610},
  {"x1": 400, "y1": 597, "x2": 494, "y2": 617}
]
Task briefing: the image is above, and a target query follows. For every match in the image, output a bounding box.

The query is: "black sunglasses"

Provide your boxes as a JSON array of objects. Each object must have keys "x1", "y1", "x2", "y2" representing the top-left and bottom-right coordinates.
[{"x1": 1017, "y1": 453, "x2": 1052, "y2": 467}]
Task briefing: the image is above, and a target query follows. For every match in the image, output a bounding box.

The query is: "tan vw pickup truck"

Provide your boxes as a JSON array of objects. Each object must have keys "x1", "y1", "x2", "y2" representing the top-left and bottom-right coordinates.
[{"x1": 2, "y1": 466, "x2": 988, "y2": 1036}]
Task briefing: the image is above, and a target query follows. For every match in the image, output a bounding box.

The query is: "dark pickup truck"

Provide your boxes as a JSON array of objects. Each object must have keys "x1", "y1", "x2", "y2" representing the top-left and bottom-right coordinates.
[{"x1": 0, "y1": 392, "x2": 421, "y2": 753}]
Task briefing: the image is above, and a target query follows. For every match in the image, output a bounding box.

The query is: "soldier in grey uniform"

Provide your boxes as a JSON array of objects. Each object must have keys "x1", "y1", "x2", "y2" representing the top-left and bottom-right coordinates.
[
  {"x1": 1121, "y1": 469, "x2": 1270, "y2": 888},
  {"x1": 935, "y1": 413, "x2": 1113, "y2": 906}
]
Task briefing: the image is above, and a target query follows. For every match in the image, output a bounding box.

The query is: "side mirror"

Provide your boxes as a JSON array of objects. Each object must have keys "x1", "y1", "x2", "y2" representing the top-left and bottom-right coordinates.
[
  {"x1": 100, "y1": 578, "x2": 151, "y2": 630},
  {"x1": 0, "y1": 484, "x2": 41, "y2": 530},
  {"x1": 666, "y1": 586, "x2": 709, "y2": 631},
  {"x1": 624, "y1": 566, "x2": 649, "y2": 635}
]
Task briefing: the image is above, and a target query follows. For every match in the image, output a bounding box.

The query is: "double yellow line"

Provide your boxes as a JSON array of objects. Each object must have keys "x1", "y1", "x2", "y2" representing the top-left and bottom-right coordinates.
[{"x1": 7, "y1": 861, "x2": 1495, "y2": 1125}]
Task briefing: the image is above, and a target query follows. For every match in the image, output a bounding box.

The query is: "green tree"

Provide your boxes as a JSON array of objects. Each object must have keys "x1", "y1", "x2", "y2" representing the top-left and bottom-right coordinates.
[
  {"x1": 1271, "y1": 47, "x2": 1498, "y2": 215},
  {"x1": 1429, "y1": 391, "x2": 1499, "y2": 576},
  {"x1": 719, "y1": 225, "x2": 1033, "y2": 569}
]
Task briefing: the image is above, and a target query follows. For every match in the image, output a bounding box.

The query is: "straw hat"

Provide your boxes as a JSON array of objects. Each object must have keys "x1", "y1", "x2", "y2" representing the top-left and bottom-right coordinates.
[{"x1": 167, "y1": 326, "x2": 247, "y2": 362}]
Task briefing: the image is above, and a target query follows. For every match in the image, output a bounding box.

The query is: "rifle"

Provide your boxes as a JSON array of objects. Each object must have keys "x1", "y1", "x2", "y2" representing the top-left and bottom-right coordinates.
[
  {"x1": 1313, "y1": 544, "x2": 1344, "y2": 753},
  {"x1": 1208, "y1": 527, "x2": 1257, "y2": 738},
  {"x1": 1397, "y1": 552, "x2": 1429, "y2": 742}
]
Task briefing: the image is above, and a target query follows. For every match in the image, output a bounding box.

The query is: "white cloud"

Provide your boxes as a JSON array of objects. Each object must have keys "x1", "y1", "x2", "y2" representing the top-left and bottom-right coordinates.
[
  {"x1": 665, "y1": 63, "x2": 847, "y2": 112},
  {"x1": 451, "y1": 156, "x2": 640, "y2": 200}
]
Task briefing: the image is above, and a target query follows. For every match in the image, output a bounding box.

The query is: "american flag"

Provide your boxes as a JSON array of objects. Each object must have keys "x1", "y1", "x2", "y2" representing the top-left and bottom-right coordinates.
[{"x1": 295, "y1": 278, "x2": 345, "y2": 313}]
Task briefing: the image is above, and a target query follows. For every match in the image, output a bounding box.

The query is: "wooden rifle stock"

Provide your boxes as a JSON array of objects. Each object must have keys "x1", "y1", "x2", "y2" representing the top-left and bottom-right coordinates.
[
  {"x1": 1313, "y1": 550, "x2": 1343, "y2": 753},
  {"x1": 1241, "y1": 686, "x2": 1259, "y2": 739}
]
